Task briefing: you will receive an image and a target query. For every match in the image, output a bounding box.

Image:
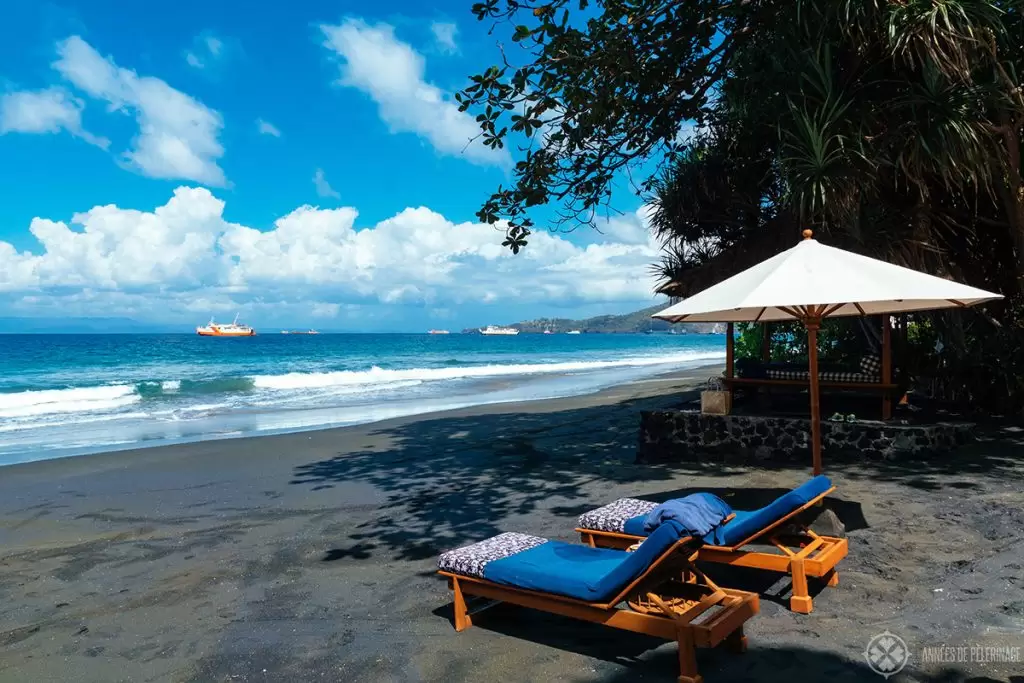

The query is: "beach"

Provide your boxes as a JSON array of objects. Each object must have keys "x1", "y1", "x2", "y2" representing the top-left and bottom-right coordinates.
[{"x1": 1, "y1": 364, "x2": 1022, "y2": 683}]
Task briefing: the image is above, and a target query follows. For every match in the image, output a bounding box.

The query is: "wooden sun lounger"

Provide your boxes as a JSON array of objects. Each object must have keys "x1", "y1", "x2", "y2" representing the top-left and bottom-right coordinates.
[
  {"x1": 439, "y1": 538, "x2": 760, "y2": 683},
  {"x1": 576, "y1": 487, "x2": 848, "y2": 614}
]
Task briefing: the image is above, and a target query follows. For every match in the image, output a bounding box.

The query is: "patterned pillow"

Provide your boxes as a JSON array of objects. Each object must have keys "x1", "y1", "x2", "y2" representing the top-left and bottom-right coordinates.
[
  {"x1": 437, "y1": 532, "x2": 546, "y2": 578},
  {"x1": 578, "y1": 498, "x2": 658, "y2": 533},
  {"x1": 860, "y1": 354, "x2": 881, "y2": 376}
]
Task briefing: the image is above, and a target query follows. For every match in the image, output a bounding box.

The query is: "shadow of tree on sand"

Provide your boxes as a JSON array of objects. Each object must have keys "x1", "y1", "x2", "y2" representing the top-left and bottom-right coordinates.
[
  {"x1": 290, "y1": 388, "x2": 1024, "y2": 563},
  {"x1": 291, "y1": 392, "x2": 709, "y2": 562}
]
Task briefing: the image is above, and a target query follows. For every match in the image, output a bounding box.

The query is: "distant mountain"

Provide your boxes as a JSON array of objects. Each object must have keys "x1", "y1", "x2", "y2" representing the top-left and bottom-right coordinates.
[
  {"x1": 464, "y1": 305, "x2": 727, "y2": 335},
  {"x1": 0, "y1": 317, "x2": 181, "y2": 334}
]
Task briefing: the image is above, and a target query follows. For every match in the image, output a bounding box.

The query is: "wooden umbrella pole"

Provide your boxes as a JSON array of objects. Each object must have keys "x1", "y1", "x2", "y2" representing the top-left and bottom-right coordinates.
[{"x1": 805, "y1": 313, "x2": 823, "y2": 475}]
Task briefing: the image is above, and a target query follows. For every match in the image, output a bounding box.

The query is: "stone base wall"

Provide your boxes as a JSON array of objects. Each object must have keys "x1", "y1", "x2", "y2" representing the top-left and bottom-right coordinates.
[{"x1": 638, "y1": 411, "x2": 973, "y2": 464}]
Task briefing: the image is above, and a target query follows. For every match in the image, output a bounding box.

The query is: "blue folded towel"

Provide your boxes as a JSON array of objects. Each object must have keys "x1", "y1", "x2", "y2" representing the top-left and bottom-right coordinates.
[{"x1": 642, "y1": 492, "x2": 733, "y2": 537}]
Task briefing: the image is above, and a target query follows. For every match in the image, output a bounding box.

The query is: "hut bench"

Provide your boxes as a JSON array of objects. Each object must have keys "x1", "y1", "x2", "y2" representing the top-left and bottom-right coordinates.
[{"x1": 722, "y1": 316, "x2": 897, "y2": 419}]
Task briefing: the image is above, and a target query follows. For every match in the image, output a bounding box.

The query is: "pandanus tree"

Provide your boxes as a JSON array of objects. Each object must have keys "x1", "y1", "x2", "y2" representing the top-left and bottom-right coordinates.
[{"x1": 459, "y1": 0, "x2": 1024, "y2": 411}]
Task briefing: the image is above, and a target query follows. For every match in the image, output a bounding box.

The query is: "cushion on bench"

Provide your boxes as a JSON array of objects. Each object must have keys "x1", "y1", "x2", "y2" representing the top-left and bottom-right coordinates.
[
  {"x1": 577, "y1": 497, "x2": 658, "y2": 533},
  {"x1": 764, "y1": 369, "x2": 879, "y2": 382},
  {"x1": 709, "y1": 475, "x2": 833, "y2": 546},
  {"x1": 437, "y1": 532, "x2": 545, "y2": 578},
  {"x1": 577, "y1": 475, "x2": 835, "y2": 548},
  {"x1": 484, "y1": 520, "x2": 687, "y2": 601}
]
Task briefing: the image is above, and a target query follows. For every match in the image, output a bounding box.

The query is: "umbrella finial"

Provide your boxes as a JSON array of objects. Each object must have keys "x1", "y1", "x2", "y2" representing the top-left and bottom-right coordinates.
[{"x1": 802, "y1": 229, "x2": 814, "y2": 240}]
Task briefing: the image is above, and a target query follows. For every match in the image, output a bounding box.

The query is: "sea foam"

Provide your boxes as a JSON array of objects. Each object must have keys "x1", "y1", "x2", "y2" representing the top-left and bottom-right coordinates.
[
  {"x1": 251, "y1": 351, "x2": 724, "y2": 390},
  {"x1": 0, "y1": 385, "x2": 141, "y2": 419}
]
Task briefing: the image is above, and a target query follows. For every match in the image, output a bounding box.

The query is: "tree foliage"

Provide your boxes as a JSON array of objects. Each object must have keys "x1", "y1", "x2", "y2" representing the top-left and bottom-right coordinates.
[{"x1": 461, "y1": 0, "x2": 1024, "y2": 412}]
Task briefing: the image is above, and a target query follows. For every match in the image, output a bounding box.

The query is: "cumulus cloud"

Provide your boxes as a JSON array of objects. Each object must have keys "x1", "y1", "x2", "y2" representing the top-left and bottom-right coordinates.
[
  {"x1": 313, "y1": 168, "x2": 340, "y2": 199},
  {"x1": 53, "y1": 36, "x2": 227, "y2": 186},
  {"x1": 320, "y1": 19, "x2": 508, "y2": 167},
  {"x1": 257, "y1": 118, "x2": 281, "y2": 137},
  {"x1": 0, "y1": 187, "x2": 659, "y2": 317},
  {"x1": 0, "y1": 87, "x2": 110, "y2": 149},
  {"x1": 430, "y1": 22, "x2": 459, "y2": 53}
]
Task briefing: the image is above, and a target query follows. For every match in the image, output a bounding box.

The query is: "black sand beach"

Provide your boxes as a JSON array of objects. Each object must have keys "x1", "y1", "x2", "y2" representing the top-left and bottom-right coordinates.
[{"x1": 1, "y1": 365, "x2": 1022, "y2": 683}]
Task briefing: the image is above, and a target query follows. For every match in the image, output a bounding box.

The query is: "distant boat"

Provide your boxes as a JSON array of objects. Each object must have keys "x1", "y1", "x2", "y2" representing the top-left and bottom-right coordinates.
[
  {"x1": 197, "y1": 314, "x2": 255, "y2": 337},
  {"x1": 480, "y1": 325, "x2": 520, "y2": 336},
  {"x1": 281, "y1": 329, "x2": 319, "y2": 335},
  {"x1": 566, "y1": 330, "x2": 582, "y2": 335},
  {"x1": 428, "y1": 329, "x2": 451, "y2": 335},
  {"x1": 543, "y1": 329, "x2": 553, "y2": 334}
]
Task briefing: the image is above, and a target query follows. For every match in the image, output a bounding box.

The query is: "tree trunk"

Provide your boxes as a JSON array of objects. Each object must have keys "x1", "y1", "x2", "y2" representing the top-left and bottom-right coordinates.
[{"x1": 998, "y1": 120, "x2": 1024, "y2": 296}]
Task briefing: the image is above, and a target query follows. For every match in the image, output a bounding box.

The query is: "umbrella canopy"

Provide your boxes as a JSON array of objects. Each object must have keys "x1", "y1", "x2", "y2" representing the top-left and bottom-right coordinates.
[
  {"x1": 653, "y1": 231, "x2": 1003, "y2": 475},
  {"x1": 655, "y1": 232, "x2": 1001, "y2": 323}
]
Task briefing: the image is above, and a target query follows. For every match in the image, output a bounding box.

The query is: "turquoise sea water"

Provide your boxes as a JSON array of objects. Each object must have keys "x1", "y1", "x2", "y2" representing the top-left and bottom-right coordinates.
[{"x1": 0, "y1": 333, "x2": 725, "y2": 465}]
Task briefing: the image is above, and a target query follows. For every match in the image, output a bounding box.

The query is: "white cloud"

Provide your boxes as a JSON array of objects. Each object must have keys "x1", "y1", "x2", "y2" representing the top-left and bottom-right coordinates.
[
  {"x1": 54, "y1": 36, "x2": 226, "y2": 186},
  {"x1": 205, "y1": 36, "x2": 223, "y2": 57},
  {"x1": 257, "y1": 118, "x2": 281, "y2": 137},
  {"x1": 430, "y1": 22, "x2": 459, "y2": 54},
  {"x1": 185, "y1": 33, "x2": 225, "y2": 69},
  {"x1": 0, "y1": 187, "x2": 660, "y2": 317},
  {"x1": 313, "y1": 168, "x2": 340, "y2": 199},
  {"x1": 320, "y1": 19, "x2": 508, "y2": 167},
  {"x1": 0, "y1": 87, "x2": 109, "y2": 149}
]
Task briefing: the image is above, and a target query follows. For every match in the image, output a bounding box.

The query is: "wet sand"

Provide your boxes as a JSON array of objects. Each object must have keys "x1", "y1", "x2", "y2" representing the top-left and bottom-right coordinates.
[{"x1": 0, "y1": 365, "x2": 1022, "y2": 683}]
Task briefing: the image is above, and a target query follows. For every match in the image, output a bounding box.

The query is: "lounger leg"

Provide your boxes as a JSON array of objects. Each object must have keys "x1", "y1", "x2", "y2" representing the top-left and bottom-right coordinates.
[
  {"x1": 582, "y1": 533, "x2": 596, "y2": 548},
  {"x1": 789, "y1": 558, "x2": 812, "y2": 614},
  {"x1": 452, "y1": 578, "x2": 473, "y2": 631},
  {"x1": 725, "y1": 626, "x2": 748, "y2": 653},
  {"x1": 676, "y1": 627, "x2": 703, "y2": 683},
  {"x1": 825, "y1": 569, "x2": 839, "y2": 587}
]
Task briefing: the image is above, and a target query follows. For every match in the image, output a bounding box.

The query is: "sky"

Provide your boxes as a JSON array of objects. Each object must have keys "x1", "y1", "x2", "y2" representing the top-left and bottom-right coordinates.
[{"x1": 0, "y1": 0, "x2": 666, "y2": 332}]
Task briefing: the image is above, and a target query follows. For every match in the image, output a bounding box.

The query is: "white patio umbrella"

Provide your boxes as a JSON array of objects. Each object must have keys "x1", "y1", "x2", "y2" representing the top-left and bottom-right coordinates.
[{"x1": 654, "y1": 230, "x2": 1002, "y2": 474}]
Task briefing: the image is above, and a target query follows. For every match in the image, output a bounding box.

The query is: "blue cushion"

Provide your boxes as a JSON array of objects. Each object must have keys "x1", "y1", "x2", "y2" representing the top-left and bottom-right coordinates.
[
  {"x1": 623, "y1": 514, "x2": 647, "y2": 536},
  {"x1": 710, "y1": 475, "x2": 832, "y2": 546},
  {"x1": 615, "y1": 476, "x2": 833, "y2": 547},
  {"x1": 483, "y1": 520, "x2": 686, "y2": 602}
]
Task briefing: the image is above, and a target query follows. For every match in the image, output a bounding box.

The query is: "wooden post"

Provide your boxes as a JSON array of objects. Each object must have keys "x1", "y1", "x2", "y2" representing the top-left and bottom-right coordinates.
[
  {"x1": 881, "y1": 316, "x2": 892, "y2": 419},
  {"x1": 760, "y1": 323, "x2": 771, "y2": 362},
  {"x1": 789, "y1": 557, "x2": 812, "y2": 614},
  {"x1": 806, "y1": 316, "x2": 823, "y2": 476},
  {"x1": 725, "y1": 323, "x2": 735, "y2": 378},
  {"x1": 676, "y1": 627, "x2": 701, "y2": 683}
]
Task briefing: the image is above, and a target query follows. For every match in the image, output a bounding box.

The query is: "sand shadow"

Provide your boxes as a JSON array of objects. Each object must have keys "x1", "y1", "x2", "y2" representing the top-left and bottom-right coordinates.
[
  {"x1": 289, "y1": 386, "x2": 1022, "y2": 564},
  {"x1": 432, "y1": 600, "x2": 1004, "y2": 683}
]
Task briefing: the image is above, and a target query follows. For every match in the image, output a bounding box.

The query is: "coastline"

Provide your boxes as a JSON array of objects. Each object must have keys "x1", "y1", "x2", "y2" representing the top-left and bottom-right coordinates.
[
  {"x1": 1, "y1": 360, "x2": 1021, "y2": 683},
  {"x1": 0, "y1": 362, "x2": 724, "y2": 471}
]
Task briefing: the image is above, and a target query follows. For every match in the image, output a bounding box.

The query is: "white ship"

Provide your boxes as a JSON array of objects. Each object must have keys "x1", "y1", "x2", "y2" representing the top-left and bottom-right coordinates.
[
  {"x1": 480, "y1": 325, "x2": 520, "y2": 336},
  {"x1": 428, "y1": 329, "x2": 451, "y2": 335},
  {"x1": 566, "y1": 330, "x2": 582, "y2": 335},
  {"x1": 196, "y1": 314, "x2": 255, "y2": 337}
]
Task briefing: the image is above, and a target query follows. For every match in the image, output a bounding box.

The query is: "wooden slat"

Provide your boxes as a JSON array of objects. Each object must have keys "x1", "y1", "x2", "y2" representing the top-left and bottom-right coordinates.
[
  {"x1": 700, "y1": 593, "x2": 760, "y2": 648},
  {"x1": 696, "y1": 547, "x2": 792, "y2": 572},
  {"x1": 450, "y1": 576, "x2": 679, "y2": 639},
  {"x1": 795, "y1": 536, "x2": 826, "y2": 559}
]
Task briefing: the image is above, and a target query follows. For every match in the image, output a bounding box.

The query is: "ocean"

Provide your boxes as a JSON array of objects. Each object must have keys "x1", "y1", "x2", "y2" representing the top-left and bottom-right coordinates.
[{"x1": 0, "y1": 333, "x2": 725, "y2": 466}]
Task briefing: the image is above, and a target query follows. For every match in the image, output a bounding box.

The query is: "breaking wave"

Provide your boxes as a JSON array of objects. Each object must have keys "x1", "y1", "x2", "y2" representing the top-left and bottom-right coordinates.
[{"x1": 0, "y1": 349, "x2": 724, "y2": 422}]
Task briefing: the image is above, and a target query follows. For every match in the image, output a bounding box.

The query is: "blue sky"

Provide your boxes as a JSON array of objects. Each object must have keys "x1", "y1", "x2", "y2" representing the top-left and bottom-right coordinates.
[{"x1": 0, "y1": 0, "x2": 664, "y2": 331}]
